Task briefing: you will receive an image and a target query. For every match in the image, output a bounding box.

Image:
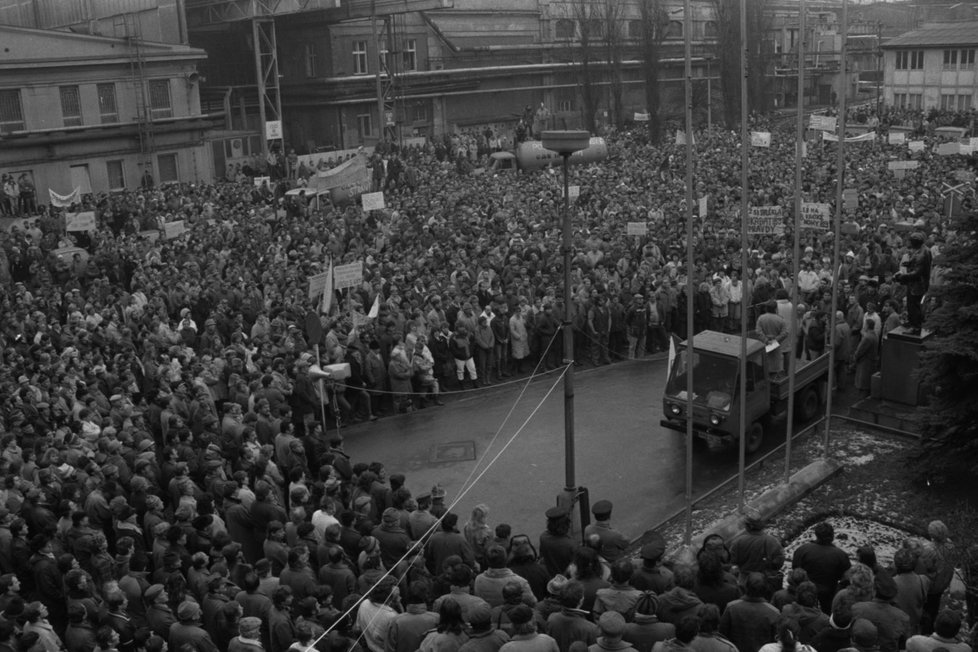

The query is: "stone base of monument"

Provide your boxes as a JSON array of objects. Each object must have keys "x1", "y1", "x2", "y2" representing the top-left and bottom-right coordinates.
[{"x1": 878, "y1": 325, "x2": 931, "y2": 406}]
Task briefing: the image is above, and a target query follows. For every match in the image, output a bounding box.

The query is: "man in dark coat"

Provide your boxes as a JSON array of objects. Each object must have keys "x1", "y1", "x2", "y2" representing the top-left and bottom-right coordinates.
[
  {"x1": 792, "y1": 521, "x2": 852, "y2": 614},
  {"x1": 224, "y1": 487, "x2": 262, "y2": 564},
  {"x1": 719, "y1": 573, "x2": 780, "y2": 652},
  {"x1": 29, "y1": 535, "x2": 65, "y2": 634},
  {"x1": 539, "y1": 507, "x2": 577, "y2": 578},
  {"x1": 169, "y1": 601, "x2": 219, "y2": 652}
]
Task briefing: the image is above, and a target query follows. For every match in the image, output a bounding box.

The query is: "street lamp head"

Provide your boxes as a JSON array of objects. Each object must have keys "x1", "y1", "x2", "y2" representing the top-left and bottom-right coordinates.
[{"x1": 541, "y1": 130, "x2": 591, "y2": 156}]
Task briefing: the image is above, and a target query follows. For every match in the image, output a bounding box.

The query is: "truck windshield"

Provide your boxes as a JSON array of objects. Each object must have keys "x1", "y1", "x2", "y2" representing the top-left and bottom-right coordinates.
[{"x1": 665, "y1": 349, "x2": 739, "y2": 410}]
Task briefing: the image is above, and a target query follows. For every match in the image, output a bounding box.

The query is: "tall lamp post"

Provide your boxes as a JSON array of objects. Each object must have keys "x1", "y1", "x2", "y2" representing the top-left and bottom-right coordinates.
[{"x1": 541, "y1": 130, "x2": 591, "y2": 515}]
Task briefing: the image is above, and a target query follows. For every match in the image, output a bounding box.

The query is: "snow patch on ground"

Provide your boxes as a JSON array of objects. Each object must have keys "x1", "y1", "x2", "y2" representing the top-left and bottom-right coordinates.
[{"x1": 847, "y1": 453, "x2": 876, "y2": 466}]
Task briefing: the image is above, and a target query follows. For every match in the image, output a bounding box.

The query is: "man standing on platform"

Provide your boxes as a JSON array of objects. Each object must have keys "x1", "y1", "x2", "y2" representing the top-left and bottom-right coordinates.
[{"x1": 894, "y1": 232, "x2": 932, "y2": 334}]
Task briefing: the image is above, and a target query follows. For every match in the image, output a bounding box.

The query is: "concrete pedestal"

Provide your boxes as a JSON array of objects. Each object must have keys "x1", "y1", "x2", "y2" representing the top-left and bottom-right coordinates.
[{"x1": 879, "y1": 326, "x2": 931, "y2": 405}]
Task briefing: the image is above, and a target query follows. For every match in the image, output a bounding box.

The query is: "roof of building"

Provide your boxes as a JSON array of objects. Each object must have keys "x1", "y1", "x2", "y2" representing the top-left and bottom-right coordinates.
[
  {"x1": 0, "y1": 24, "x2": 206, "y2": 69},
  {"x1": 881, "y1": 21, "x2": 978, "y2": 49}
]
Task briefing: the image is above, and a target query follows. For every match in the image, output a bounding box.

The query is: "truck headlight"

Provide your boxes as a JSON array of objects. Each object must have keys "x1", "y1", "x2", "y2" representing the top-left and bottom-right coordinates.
[
  {"x1": 670, "y1": 404, "x2": 681, "y2": 416},
  {"x1": 710, "y1": 414, "x2": 722, "y2": 426}
]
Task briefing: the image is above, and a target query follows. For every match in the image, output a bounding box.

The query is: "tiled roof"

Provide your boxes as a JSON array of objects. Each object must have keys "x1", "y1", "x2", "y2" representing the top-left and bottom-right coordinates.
[{"x1": 882, "y1": 21, "x2": 978, "y2": 48}]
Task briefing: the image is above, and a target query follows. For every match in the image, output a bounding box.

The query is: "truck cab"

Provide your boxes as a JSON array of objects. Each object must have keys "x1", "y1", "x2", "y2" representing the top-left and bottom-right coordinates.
[{"x1": 661, "y1": 330, "x2": 827, "y2": 452}]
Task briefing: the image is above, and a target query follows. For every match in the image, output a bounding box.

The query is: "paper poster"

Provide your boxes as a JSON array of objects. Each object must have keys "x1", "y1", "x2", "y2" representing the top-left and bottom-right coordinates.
[
  {"x1": 333, "y1": 261, "x2": 364, "y2": 290},
  {"x1": 800, "y1": 202, "x2": 830, "y2": 230},
  {"x1": 163, "y1": 220, "x2": 187, "y2": 240},
  {"x1": 65, "y1": 211, "x2": 96, "y2": 232},
  {"x1": 750, "y1": 131, "x2": 772, "y2": 147},
  {"x1": 361, "y1": 191, "x2": 385, "y2": 211},
  {"x1": 747, "y1": 206, "x2": 784, "y2": 235},
  {"x1": 626, "y1": 222, "x2": 648, "y2": 236}
]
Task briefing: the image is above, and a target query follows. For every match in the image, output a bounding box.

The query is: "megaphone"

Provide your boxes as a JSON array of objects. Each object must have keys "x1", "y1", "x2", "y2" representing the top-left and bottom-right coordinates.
[{"x1": 309, "y1": 363, "x2": 350, "y2": 381}]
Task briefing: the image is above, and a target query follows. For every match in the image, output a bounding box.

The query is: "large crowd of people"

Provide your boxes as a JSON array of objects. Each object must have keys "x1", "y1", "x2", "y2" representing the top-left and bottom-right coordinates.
[{"x1": 0, "y1": 103, "x2": 973, "y2": 652}]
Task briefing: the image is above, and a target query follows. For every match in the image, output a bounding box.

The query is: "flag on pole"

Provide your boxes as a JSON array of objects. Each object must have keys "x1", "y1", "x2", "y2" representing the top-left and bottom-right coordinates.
[
  {"x1": 667, "y1": 334, "x2": 678, "y2": 383},
  {"x1": 319, "y1": 260, "x2": 334, "y2": 315},
  {"x1": 367, "y1": 294, "x2": 380, "y2": 320}
]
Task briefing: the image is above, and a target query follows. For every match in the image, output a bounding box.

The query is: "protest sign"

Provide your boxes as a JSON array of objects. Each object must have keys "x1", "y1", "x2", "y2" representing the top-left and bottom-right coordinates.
[
  {"x1": 65, "y1": 211, "x2": 96, "y2": 232},
  {"x1": 888, "y1": 132, "x2": 906, "y2": 145},
  {"x1": 163, "y1": 220, "x2": 186, "y2": 240},
  {"x1": 698, "y1": 195, "x2": 708, "y2": 218},
  {"x1": 887, "y1": 160, "x2": 919, "y2": 171},
  {"x1": 750, "y1": 131, "x2": 772, "y2": 147},
  {"x1": 747, "y1": 206, "x2": 784, "y2": 235},
  {"x1": 800, "y1": 202, "x2": 830, "y2": 231},
  {"x1": 936, "y1": 142, "x2": 960, "y2": 156},
  {"x1": 361, "y1": 191, "x2": 385, "y2": 211},
  {"x1": 809, "y1": 115, "x2": 837, "y2": 132},
  {"x1": 908, "y1": 140, "x2": 926, "y2": 153},
  {"x1": 626, "y1": 222, "x2": 648, "y2": 236},
  {"x1": 307, "y1": 270, "x2": 331, "y2": 301},
  {"x1": 333, "y1": 261, "x2": 364, "y2": 290}
]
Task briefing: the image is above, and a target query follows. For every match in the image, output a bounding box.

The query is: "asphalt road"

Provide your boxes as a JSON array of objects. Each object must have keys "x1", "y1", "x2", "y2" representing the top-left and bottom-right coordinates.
[{"x1": 341, "y1": 356, "x2": 793, "y2": 544}]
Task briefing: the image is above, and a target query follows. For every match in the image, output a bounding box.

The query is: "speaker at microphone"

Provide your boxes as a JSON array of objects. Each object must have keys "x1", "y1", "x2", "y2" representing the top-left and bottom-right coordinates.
[{"x1": 309, "y1": 363, "x2": 351, "y2": 381}]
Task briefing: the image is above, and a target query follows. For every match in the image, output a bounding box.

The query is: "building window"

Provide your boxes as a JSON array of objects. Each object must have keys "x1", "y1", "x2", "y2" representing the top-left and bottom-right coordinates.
[
  {"x1": 583, "y1": 19, "x2": 605, "y2": 39},
  {"x1": 356, "y1": 113, "x2": 372, "y2": 140},
  {"x1": 896, "y1": 50, "x2": 923, "y2": 70},
  {"x1": 158, "y1": 153, "x2": 178, "y2": 183},
  {"x1": 97, "y1": 83, "x2": 118, "y2": 123},
  {"x1": 60, "y1": 86, "x2": 83, "y2": 127},
  {"x1": 703, "y1": 20, "x2": 718, "y2": 38},
  {"x1": 911, "y1": 50, "x2": 924, "y2": 69},
  {"x1": 959, "y1": 94, "x2": 972, "y2": 110},
  {"x1": 909, "y1": 93, "x2": 922, "y2": 109},
  {"x1": 304, "y1": 43, "x2": 317, "y2": 78},
  {"x1": 893, "y1": 93, "x2": 906, "y2": 108},
  {"x1": 943, "y1": 49, "x2": 958, "y2": 70},
  {"x1": 895, "y1": 51, "x2": 907, "y2": 69},
  {"x1": 0, "y1": 89, "x2": 25, "y2": 133},
  {"x1": 628, "y1": 20, "x2": 643, "y2": 39},
  {"x1": 557, "y1": 98, "x2": 574, "y2": 113},
  {"x1": 941, "y1": 93, "x2": 957, "y2": 109},
  {"x1": 411, "y1": 103, "x2": 427, "y2": 123},
  {"x1": 106, "y1": 160, "x2": 126, "y2": 190},
  {"x1": 353, "y1": 40, "x2": 368, "y2": 75},
  {"x1": 148, "y1": 80, "x2": 172, "y2": 119},
  {"x1": 666, "y1": 20, "x2": 683, "y2": 39},
  {"x1": 403, "y1": 39, "x2": 417, "y2": 71},
  {"x1": 961, "y1": 49, "x2": 975, "y2": 70},
  {"x1": 555, "y1": 18, "x2": 575, "y2": 39}
]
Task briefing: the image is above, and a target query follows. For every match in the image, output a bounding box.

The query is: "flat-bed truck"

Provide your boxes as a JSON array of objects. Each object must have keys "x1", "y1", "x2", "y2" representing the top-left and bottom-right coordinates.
[{"x1": 660, "y1": 330, "x2": 830, "y2": 452}]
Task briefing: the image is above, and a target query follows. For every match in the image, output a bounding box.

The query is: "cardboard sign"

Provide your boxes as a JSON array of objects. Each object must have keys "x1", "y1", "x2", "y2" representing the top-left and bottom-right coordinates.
[
  {"x1": 747, "y1": 206, "x2": 784, "y2": 235},
  {"x1": 843, "y1": 188, "x2": 859, "y2": 211},
  {"x1": 888, "y1": 132, "x2": 907, "y2": 145},
  {"x1": 626, "y1": 222, "x2": 648, "y2": 236},
  {"x1": 333, "y1": 261, "x2": 364, "y2": 290},
  {"x1": 265, "y1": 120, "x2": 282, "y2": 140},
  {"x1": 800, "y1": 202, "x2": 830, "y2": 231},
  {"x1": 562, "y1": 185, "x2": 580, "y2": 200},
  {"x1": 361, "y1": 191, "x2": 385, "y2": 211},
  {"x1": 65, "y1": 211, "x2": 96, "y2": 232},
  {"x1": 634, "y1": 112, "x2": 650, "y2": 122},
  {"x1": 937, "y1": 142, "x2": 961, "y2": 156},
  {"x1": 809, "y1": 115, "x2": 837, "y2": 132},
  {"x1": 698, "y1": 195, "x2": 708, "y2": 218},
  {"x1": 887, "y1": 161, "x2": 920, "y2": 171},
  {"x1": 253, "y1": 176, "x2": 271, "y2": 188},
  {"x1": 908, "y1": 141, "x2": 926, "y2": 153},
  {"x1": 307, "y1": 270, "x2": 331, "y2": 301},
  {"x1": 750, "y1": 131, "x2": 772, "y2": 147},
  {"x1": 163, "y1": 220, "x2": 187, "y2": 240}
]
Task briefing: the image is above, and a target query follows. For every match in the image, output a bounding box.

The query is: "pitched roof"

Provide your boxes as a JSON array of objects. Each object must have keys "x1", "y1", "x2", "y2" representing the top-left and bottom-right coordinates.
[{"x1": 881, "y1": 21, "x2": 978, "y2": 49}]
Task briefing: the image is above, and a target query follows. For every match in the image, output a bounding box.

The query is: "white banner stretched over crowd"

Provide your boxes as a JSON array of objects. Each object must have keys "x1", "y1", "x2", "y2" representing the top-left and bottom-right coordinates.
[
  {"x1": 747, "y1": 206, "x2": 784, "y2": 236},
  {"x1": 49, "y1": 187, "x2": 80, "y2": 208},
  {"x1": 823, "y1": 132, "x2": 876, "y2": 143},
  {"x1": 800, "y1": 202, "x2": 830, "y2": 231},
  {"x1": 65, "y1": 211, "x2": 96, "y2": 232}
]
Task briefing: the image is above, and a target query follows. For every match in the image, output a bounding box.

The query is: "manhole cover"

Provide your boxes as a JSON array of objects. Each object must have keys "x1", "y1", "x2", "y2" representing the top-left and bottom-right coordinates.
[{"x1": 430, "y1": 441, "x2": 477, "y2": 463}]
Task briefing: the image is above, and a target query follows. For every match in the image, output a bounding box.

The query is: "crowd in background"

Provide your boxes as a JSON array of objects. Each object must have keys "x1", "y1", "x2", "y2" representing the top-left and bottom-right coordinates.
[{"x1": 0, "y1": 104, "x2": 973, "y2": 652}]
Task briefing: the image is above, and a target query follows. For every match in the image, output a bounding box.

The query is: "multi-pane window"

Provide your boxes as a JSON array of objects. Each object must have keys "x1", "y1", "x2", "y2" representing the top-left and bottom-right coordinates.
[
  {"x1": 896, "y1": 50, "x2": 924, "y2": 70},
  {"x1": 304, "y1": 43, "x2": 317, "y2": 78},
  {"x1": 353, "y1": 40, "x2": 368, "y2": 75},
  {"x1": 666, "y1": 20, "x2": 683, "y2": 39},
  {"x1": 959, "y1": 94, "x2": 973, "y2": 110},
  {"x1": 60, "y1": 86, "x2": 83, "y2": 127},
  {"x1": 356, "y1": 113, "x2": 372, "y2": 140},
  {"x1": 148, "y1": 80, "x2": 172, "y2": 119},
  {"x1": 962, "y1": 49, "x2": 976, "y2": 69},
  {"x1": 908, "y1": 93, "x2": 922, "y2": 109},
  {"x1": 106, "y1": 160, "x2": 126, "y2": 190},
  {"x1": 943, "y1": 49, "x2": 958, "y2": 70},
  {"x1": 557, "y1": 99, "x2": 574, "y2": 113},
  {"x1": 158, "y1": 153, "x2": 178, "y2": 183},
  {"x1": 97, "y1": 83, "x2": 118, "y2": 123},
  {"x1": 411, "y1": 102, "x2": 427, "y2": 122},
  {"x1": 555, "y1": 18, "x2": 575, "y2": 39},
  {"x1": 941, "y1": 93, "x2": 957, "y2": 109},
  {"x1": 0, "y1": 89, "x2": 24, "y2": 133},
  {"x1": 403, "y1": 39, "x2": 417, "y2": 71}
]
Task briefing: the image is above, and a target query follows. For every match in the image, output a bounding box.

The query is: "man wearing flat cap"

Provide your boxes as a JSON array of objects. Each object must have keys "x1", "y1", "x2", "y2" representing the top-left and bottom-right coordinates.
[
  {"x1": 229, "y1": 616, "x2": 264, "y2": 652},
  {"x1": 169, "y1": 600, "x2": 219, "y2": 652},
  {"x1": 584, "y1": 500, "x2": 628, "y2": 563},
  {"x1": 539, "y1": 507, "x2": 578, "y2": 577}
]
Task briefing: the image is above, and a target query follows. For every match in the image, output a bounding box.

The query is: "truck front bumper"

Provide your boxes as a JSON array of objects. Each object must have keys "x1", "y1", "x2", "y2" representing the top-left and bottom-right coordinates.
[{"x1": 660, "y1": 419, "x2": 735, "y2": 447}]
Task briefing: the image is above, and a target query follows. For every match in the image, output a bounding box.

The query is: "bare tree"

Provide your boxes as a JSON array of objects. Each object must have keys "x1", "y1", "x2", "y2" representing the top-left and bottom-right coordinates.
[
  {"x1": 602, "y1": 0, "x2": 626, "y2": 129},
  {"x1": 712, "y1": 0, "x2": 774, "y2": 129},
  {"x1": 572, "y1": 0, "x2": 602, "y2": 133},
  {"x1": 638, "y1": 0, "x2": 670, "y2": 141}
]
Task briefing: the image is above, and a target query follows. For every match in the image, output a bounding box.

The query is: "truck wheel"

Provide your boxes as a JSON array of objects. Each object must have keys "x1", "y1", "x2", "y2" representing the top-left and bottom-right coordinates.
[
  {"x1": 746, "y1": 421, "x2": 764, "y2": 453},
  {"x1": 796, "y1": 387, "x2": 819, "y2": 422}
]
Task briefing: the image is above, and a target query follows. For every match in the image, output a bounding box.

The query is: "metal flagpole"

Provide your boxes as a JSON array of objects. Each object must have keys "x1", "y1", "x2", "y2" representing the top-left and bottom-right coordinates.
[
  {"x1": 683, "y1": 0, "x2": 695, "y2": 547},
  {"x1": 785, "y1": 0, "x2": 807, "y2": 483},
  {"x1": 737, "y1": 0, "x2": 749, "y2": 510},
  {"x1": 824, "y1": 0, "x2": 848, "y2": 455}
]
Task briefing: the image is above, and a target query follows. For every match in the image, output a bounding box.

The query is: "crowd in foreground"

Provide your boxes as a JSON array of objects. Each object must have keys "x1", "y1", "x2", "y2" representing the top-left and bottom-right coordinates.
[{"x1": 0, "y1": 103, "x2": 975, "y2": 652}]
